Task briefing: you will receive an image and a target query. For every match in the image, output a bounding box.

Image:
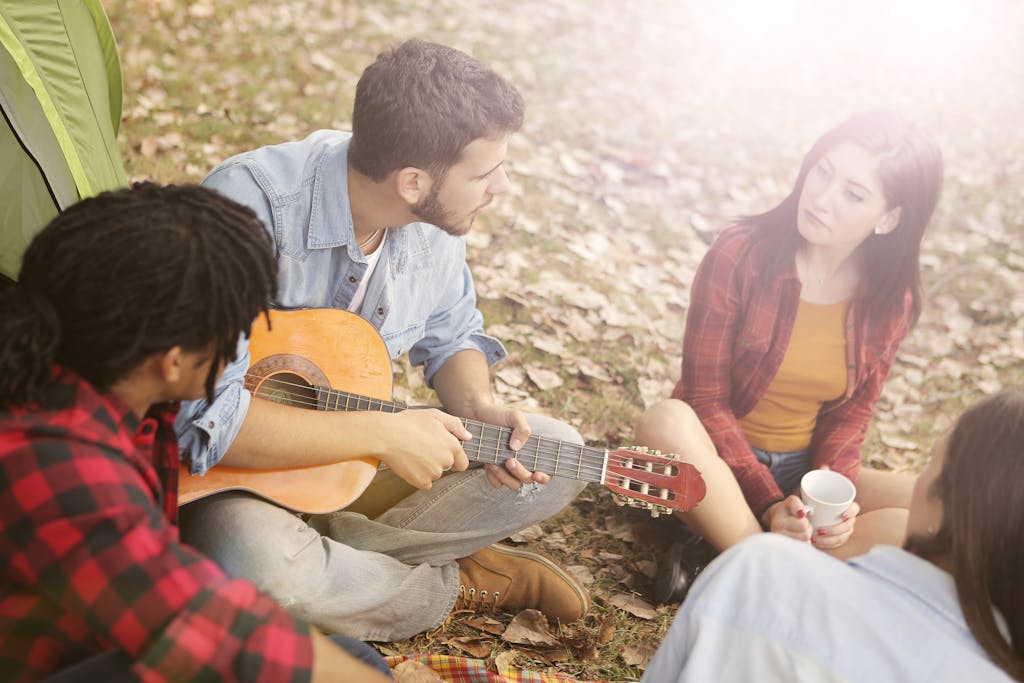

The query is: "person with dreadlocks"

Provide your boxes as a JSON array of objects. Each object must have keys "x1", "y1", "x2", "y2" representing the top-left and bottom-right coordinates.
[
  {"x1": 0, "y1": 183, "x2": 392, "y2": 682},
  {"x1": 176, "y1": 39, "x2": 590, "y2": 641}
]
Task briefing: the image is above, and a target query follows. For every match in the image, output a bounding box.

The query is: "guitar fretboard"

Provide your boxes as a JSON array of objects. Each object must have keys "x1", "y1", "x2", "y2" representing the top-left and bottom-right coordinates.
[{"x1": 314, "y1": 385, "x2": 609, "y2": 484}]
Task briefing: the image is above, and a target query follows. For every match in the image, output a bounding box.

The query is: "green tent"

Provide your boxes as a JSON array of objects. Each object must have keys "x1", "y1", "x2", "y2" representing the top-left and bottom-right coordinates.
[{"x1": 0, "y1": 0, "x2": 126, "y2": 281}]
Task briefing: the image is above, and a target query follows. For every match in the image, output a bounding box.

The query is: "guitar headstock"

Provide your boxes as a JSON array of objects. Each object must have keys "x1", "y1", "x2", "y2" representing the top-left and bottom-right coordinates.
[{"x1": 604, "y1": 447, "x2": 705, "y2": 517}]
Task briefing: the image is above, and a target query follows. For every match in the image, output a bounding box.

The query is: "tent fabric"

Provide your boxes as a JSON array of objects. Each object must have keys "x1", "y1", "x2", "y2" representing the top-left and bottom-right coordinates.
[{"x1": 0, "y1": 0, "x2": 126, "y2": 280}]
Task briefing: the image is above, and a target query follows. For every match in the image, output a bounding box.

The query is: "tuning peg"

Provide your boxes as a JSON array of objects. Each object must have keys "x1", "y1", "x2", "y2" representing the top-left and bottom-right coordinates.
[
  {"x1": 651, "y1": 504, "x2": 675, "y2": 518},
  {"x1": 624, "y1": 445, "x2": 675, "y2": 459}
]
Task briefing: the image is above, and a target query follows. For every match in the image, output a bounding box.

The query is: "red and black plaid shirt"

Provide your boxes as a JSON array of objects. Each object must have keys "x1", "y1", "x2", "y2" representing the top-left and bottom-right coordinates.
[
  {"x1": 0, "y1": 366, "x2": 313, "y2": 682},
  {"x1": 673, "y1": 225, "x2": 912, "y2": 515}
]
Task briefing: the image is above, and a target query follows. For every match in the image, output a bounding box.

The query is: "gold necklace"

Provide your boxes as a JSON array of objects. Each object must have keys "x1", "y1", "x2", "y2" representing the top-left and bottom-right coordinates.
[{"x1": 357, "y1": 229, "x2": 381, "y2": 251}]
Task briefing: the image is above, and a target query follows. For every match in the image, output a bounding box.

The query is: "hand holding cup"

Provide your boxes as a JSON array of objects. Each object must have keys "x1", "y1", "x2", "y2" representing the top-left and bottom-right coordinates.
[{"x1": 799, "y1": 469, "x2": 857, "y2": 530}]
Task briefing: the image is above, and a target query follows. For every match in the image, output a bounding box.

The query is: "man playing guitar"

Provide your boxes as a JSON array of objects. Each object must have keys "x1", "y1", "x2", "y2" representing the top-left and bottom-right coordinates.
[{"x1": 177, "y1": 39, "x2": 590, "y2": 641}]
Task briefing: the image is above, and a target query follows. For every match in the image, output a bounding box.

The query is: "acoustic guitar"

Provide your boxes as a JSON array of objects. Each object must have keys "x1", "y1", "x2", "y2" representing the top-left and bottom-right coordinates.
[{"x1": 178, "y1": 309, "x2": 705, "y2": 516}]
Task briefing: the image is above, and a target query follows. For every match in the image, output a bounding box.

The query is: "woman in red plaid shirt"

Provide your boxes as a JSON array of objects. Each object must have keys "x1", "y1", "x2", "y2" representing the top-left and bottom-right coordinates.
[
  {"x1": 637, "y1": 112, "x2": 944, "y2": 595},
  {"x1": 0, "y1": 184, "x2": 391, "y2": 682}
]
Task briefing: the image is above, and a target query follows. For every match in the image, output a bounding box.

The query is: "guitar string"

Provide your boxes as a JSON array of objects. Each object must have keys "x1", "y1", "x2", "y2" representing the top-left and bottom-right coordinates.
[
  {"x1": 243, "y1": 376, "x2": 682, "y2": 506},
  {"x1": 244, "y1": 374, "x2": 655, "y2": 476},
  {"x1": 242, "y1": 371, "x2": 659, "y2": 473},
  {"x1": 242, "y1": 373, "x2": 681, "y2": 484}
]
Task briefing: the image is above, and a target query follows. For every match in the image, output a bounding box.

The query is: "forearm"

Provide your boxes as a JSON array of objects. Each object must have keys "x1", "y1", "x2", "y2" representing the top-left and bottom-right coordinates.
[
  {"x1": 430, "y1": 349, "x2": 495, "y2": 418},
  {"x1": 218, "y1": 397, "x2": 396, "y2": 468}
]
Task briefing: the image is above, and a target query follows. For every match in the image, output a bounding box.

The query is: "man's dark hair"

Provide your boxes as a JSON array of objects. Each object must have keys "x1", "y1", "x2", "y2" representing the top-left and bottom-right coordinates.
[
  {"x1": 348, "y1": 38, "x2": 525, "y2": 182},
  {"x1": 0, "y1": 182, "x2": 277, "y2": 409}
]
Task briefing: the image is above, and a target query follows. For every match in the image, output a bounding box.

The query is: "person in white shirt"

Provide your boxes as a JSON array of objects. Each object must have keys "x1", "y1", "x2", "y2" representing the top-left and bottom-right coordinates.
[{"x1": 642, "y1": 390, "x2": 1024, "y2": 682}]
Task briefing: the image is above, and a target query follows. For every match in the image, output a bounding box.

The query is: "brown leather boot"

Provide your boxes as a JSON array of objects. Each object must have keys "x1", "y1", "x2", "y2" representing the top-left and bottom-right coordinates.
[{"x1": 455, "y1": 544, "x2": 590, "y2": 622}]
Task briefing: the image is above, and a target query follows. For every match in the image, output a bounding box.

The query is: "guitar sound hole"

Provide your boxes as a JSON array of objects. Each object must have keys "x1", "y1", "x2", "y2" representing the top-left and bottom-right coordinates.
[{"x1": 255, "y1": 372, "x2": 317, "y2": 409}]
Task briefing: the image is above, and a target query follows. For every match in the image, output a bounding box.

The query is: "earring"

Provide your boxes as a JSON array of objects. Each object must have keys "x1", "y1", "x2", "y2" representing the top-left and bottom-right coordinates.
[{"x1": 927, "y1": 525, "x2": 936, "y2": 537}]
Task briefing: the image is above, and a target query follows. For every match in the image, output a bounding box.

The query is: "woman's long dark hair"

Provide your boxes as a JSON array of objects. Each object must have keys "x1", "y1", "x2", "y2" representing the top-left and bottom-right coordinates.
[
  {"x1": 747, "y1": 111, "x2": 944, "y2": 326},
  {"x1": 0, "y1": 182, "x2": 277, "y2": 409},
  {"x1": 907, "y1": 390, "x2": 1024, "y2": 680}
]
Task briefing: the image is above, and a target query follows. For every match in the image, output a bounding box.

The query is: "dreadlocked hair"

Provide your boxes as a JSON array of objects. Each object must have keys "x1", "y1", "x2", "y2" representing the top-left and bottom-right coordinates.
[{"x1": 0, "y1": 182, "x2": 277, "y2": 410}]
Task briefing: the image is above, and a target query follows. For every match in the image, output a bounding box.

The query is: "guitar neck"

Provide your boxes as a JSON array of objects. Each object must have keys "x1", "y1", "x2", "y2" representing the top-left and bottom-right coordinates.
[{"x1": 316, "y1": 386, "x2": 608, "y2": 484}]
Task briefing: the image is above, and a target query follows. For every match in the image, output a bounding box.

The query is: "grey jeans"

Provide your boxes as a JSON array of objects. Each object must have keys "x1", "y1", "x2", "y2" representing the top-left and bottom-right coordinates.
[{"x1": 178, "y1": 414, "x2": 586, "y2": 641}]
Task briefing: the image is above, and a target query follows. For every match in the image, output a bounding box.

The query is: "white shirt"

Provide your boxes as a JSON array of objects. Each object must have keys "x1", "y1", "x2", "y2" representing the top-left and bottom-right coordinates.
[
  {"x1": 641, "y1": 534, "x2": 1012, "y2": 683},
  {"x1": 348, "y1": 229, "x2": 388, "y2": 313}
]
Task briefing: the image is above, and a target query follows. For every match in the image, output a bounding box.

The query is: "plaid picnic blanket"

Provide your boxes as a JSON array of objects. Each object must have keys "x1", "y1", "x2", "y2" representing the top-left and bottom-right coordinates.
[{"x1": 384, "y1": 654, "x2": 613, "y2": 683}]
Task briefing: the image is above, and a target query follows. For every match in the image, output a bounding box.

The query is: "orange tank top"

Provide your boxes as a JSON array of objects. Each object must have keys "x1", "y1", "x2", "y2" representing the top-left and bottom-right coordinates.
[{"x1": 740, "y1": 298, "x2": 850, "y2": 452}]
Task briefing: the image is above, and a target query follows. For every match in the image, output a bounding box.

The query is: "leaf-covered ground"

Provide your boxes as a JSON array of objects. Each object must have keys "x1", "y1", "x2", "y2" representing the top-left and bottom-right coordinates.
[{"x1": 107, "y1": 1, "x2": 1024, "y2": 680}]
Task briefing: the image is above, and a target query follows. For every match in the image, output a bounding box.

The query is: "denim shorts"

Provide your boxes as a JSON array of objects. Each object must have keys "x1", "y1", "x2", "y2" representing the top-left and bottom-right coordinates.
[{"x1": 751, "y1": 446, "x2": 811, "y2": 496}]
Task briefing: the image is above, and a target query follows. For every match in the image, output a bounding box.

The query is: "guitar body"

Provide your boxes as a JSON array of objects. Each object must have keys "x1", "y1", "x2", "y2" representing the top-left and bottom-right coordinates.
[{"x1": 178, "y1": 309, "x2": 391, "y2": 513}]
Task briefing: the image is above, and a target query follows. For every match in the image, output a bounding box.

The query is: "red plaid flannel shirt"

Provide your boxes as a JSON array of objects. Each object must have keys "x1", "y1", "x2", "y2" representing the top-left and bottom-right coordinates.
[
  {"x1": 0, "y1": 367, "x2": 313, "y2": 682},
  {"x1": 672, "y1": 225, "x2": 913, "y2": 515}
]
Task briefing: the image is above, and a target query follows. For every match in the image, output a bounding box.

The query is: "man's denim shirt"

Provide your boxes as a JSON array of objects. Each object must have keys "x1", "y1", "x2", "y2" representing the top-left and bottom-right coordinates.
[{"x1": 177, "y1": 130, "x2": 507, "y2": 474}]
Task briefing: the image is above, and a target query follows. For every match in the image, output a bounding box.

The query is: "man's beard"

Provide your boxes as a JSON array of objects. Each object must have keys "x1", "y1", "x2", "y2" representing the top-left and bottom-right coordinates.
[{"x1": 411, "y1": 183, "x2": 472, "y2": 237}]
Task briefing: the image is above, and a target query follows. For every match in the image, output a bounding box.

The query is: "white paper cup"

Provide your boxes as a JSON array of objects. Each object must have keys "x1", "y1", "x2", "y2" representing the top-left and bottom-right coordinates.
[{"x1": 799, "y1": 470, "x2": 856, "y2": 530}]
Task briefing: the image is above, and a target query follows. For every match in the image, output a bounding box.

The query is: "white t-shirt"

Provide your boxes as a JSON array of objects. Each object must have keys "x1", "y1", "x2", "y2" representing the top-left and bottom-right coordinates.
[{"x1": 347, "y1": 230, "x2": 388, "y2": 313}]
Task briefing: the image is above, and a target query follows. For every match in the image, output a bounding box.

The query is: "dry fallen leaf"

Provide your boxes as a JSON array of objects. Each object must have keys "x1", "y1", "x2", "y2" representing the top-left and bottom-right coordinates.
[
  {"x1": 525, "y1": 367, "x2": 564, "y2": 391},
  {"x1": 576, "y1": 357, "x2": 613, "y2": 382},
  {"x1": 493, "y1": 650, "x2": 518, "y2": 675},
  {"x1": 603, "y1": 515, "x2": 635, "y2": 542},
  {"x1": 598, "y1": 614, "x2": 617, "y2": 644},
  {"x1": 391, "y1": 659, "x2": 444, "y2": 683},
  {"x1": 496, "y1": 366, "x2": 526, "y2": 388},
  {"x1": 532, "y1": 334, "x2": 566, "y2": 356},
  {"x1": 463, "y1": 615, "x2": 506, "y2": 636},
  {"x1": 501, "y1": 609, "x2": 558, "y2": 646},
  {"x1": 607, "y1": 593, "x2": 659, "y2": 620},
  {"x1": 509, "y1": 523, "x2": 544, "y2": 543},
  {"x1": 516, "y1": 645, "x2": 572, "y2": 664},
  {"x1": 446, "y1": 636, "x2": 495, "y2": 659},
  {"x1": 621, "y1": 637, "x2": 659, "y2": 668},
  {"x1": 565, "y1": 564, "x2": 594, "y2": 586},
  {"x1": 878, "y1": 434, "x2": 920, "y2": 451}
]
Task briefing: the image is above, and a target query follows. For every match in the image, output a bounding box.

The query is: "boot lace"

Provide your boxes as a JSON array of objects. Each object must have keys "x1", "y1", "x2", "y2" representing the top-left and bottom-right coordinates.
[{"x1": 454, "y1": 583, "x2": 500, "y2": 611}]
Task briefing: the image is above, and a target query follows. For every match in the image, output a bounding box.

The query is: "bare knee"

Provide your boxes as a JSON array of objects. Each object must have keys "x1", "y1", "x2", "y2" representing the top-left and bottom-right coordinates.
[
  {"x1": 635, "y1": 399, "x2": 713, "y2": 461},
  {"x1": 636, "y1": 399, "x2": 694, "y2": 441}
]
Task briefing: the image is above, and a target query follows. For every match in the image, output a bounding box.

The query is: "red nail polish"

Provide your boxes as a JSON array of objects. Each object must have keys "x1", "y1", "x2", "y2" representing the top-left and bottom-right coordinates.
[
  {"x1": 797, "y1": 509, "x2": 806, "y2": 519},
  {"x1": 810, "y1": 537, "x2": 817, "y2": 545},
  {"x1": 817, "y1": 528, "x2": 826, "y2": 536}
]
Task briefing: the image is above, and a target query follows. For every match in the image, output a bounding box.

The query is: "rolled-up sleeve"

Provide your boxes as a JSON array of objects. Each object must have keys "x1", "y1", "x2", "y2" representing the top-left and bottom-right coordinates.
[
  {"x1": 176, "y1": 163, "x2": 278, "y2": 474},
  {"x1": 411, "y1": 258, "x2": 507, "y2": 386},
  {"x1": 175, "y1": 335, "x2": 253, "y2": 474},
  {"x1": 673, "y1": 229, "x2": 783, "y2": 515}
]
